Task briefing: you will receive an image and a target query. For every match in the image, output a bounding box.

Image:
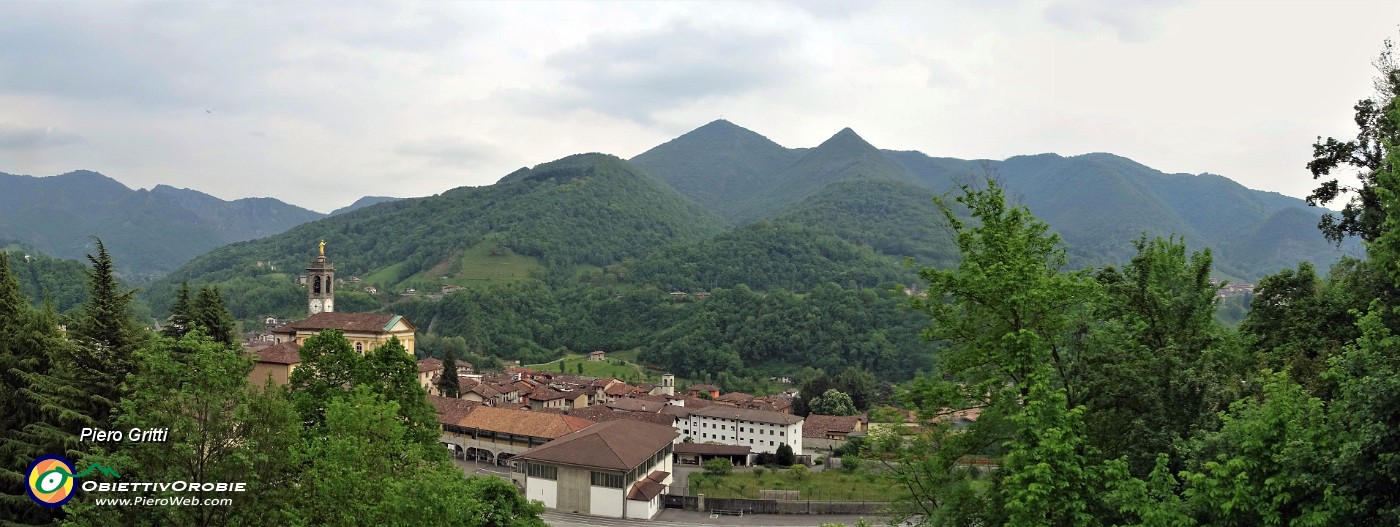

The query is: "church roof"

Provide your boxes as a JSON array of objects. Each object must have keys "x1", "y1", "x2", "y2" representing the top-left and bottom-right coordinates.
[
  {"x1": 254, "y1": 342, "x2": 302, "y2": 365},
  {"x1": 275, "y1": 312, "x2": 413, "y2": 333}
]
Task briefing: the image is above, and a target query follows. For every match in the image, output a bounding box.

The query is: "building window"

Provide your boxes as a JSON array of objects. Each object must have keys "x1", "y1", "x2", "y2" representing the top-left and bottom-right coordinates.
[
  {"x1": 355, "y1": 342, "x2": 363, "y2": 352},
  {"x1": 780, "y1": 431, "x2": 785, "y2": 436},
  {"x1": 769, "y1": 441, "x2": 774, "y2": 446},
  {"x1": 592, "y1": 471, "x2": 624, "y2": 488},
  {"x1": 526, "y1": 463, "x2": 557, "y2": 480}
]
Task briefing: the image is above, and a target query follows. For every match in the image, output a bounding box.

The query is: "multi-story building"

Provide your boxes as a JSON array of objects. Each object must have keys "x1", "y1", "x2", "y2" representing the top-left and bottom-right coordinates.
[
  {"x1": 675, "y1": 406, "x2": 803, "y2": 455},
  {"x1": 513, "y1": 420, "x2": 677, "y2": 519}
]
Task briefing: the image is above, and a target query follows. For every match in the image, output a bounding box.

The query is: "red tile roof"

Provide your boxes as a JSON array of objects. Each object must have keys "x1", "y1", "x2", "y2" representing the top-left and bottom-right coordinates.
[
  {"x1": 516, "y1": 420, "x2": 677, "y2": 471},
  {"x1": 456, "y1": 407, "x2": 594, "y2": 439},
  {"x1": 428, "y1": 395, "x2": 481, "y2": 425},
  {"x1": 417, "y1": 358, "x2": 443, "y2": 373},
  {"x1": 627, "y1": 470, "x2": 670, "y2": 501},
  {"x1": 802, "y1": 414, "x2": 864, "y2": 439},
  {"x1": 254, "y1": 342, "x2": 301, "y2": 365}
]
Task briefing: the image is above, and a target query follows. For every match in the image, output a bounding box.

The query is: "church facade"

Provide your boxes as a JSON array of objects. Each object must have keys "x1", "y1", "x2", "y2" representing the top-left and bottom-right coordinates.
[{"x1": 250, "y1": 242, "x2": 416, "y2": 387}]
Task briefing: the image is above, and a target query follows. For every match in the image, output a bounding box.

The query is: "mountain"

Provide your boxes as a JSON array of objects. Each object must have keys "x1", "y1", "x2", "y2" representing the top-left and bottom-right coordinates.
[
  {"x1": 330, "y1": 196, "x2": 401, "y2": 216},
  {"x1": 0, "y1": 171, "x2": 324, "y2": 276},
  {"x1": 147, "y1": 153, "x2": 726, "y2": 316},
  {"x1": 635, "y1": 122, "x2": 1357, "y2": 281},
  {"x1": 631, "y1": 119, "x2": 804, "y2": 221}
]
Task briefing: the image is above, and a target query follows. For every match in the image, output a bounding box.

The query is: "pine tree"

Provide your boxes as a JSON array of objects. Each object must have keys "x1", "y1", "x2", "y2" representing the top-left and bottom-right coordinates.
[
  {"x1": 162, "y1": 281, "x2": 193, "y2": 339},
  {"x1": 69, "y1": 237, "x2": 143, "y2": 428},
  {"x1": 438, "y1": 348, "x2": 461, "y2": 398},
  {"x1": 0, "y1": 255, "x2": 84, "y2": 525},
  {"x1": 192, "y1": 285, "x2": 238, "y2": 346}
]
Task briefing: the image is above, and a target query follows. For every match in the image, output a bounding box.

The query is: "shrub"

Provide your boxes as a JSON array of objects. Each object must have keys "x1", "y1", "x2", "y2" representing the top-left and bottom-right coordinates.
[
  {"x1": 840, "y1": 454, "x2": 861, "y2": 472},
  {"x1": 776, "y1": 443, "x2": 795, "y2": 465},
  {"x1": 703, "y1": 457, "x2": 734, "y2": 476},
  {"x1": 753, "y1": 467, "x2": 767, "y2": 476},
  {"x1": 790, "y1": 464, "x2": 810, "y2": 481}
]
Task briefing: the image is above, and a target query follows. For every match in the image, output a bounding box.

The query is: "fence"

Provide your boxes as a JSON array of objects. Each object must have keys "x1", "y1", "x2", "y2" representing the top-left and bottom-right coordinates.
[{"x1": 661, "y1": 494, "x2": 886, "y2": 515}]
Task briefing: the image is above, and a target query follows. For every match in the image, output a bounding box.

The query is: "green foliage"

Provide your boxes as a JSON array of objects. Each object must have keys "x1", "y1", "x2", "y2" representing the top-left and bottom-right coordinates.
[
  {"x1": 840, "y1": 454, "x2": 861, "y2": 473},
  {"x1": 703, "y1": 457, "x2": 734, "y2": 475},
  {"x1": 67, "y1": 238, "x2": 146, "y2": 428},
  {"x1": 1, "y1": 248, "x2": 90, "y2": 313},
  {"x1": 628, "y1": 221, "x2": 910, "y2": 291},
  {"x1": 1000, "y1": 374, "x2": 1097, "y2": 527},
  {"x1": 192, "y1": 285, "x2": 239, "y2": 346},
  {"x1": 1306, "y1": 38, "x2": 1400, "y2": 244},
  {"x1": 809, "y1": 389, "x2": 858, "y2": 416},
  {"x1": 776, "y1": 443, "x2": 795, "y2": 466},
  {"x1": 790, "y1": 464, "x2": 810, "y2": 481},
  {"x1": 438, "y1": 347, "x2": 461, "y2": 398}
]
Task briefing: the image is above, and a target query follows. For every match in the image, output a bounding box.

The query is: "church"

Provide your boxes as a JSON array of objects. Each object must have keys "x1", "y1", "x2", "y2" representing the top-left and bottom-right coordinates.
[{"x1": 250, "y1": 241, "x2": 417, "y2": 386}]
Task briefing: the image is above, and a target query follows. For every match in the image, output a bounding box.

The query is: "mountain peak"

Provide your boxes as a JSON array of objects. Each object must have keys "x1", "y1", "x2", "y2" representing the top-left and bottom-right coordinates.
[{"x1": 813, "y1": 127, "x2": 878, "y2": 155}]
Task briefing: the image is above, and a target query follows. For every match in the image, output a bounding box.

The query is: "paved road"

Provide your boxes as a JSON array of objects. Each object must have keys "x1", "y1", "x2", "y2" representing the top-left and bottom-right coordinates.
[{"x1": 543, "y1": 510, "x2": 884, "y2": 527}]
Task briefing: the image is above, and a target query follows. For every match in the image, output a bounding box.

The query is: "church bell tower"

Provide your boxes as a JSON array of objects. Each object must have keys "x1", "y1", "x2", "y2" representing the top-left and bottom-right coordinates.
[{"x1": 307, "y1": 240, "x2": 335, "y2": 316}]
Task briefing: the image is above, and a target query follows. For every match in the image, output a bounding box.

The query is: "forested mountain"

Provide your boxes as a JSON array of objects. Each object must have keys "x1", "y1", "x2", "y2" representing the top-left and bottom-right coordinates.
[
  {"x1": 0, "y1": 170, "x2": 324, "y2": 276},
  {"x1": 144, "y1": 153, "x2": 726, "y2": 317},
  {"x1": 330, "y1": 195, "x2": 401, "y2": 216},
  {"x1": 0, "y1": 241, "x2": 91, "y2": 313},
  {"x1": 633, "y1": 121, "x2": 1357, "y2": 281}
]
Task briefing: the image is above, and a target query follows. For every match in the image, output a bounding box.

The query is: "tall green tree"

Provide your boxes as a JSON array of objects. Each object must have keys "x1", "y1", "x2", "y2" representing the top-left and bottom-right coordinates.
[
  {"x1": 438, "y1": 348, "x2": 461, "y2": 398},
  {"x1": 192, "y1": 285, "x2": 238, "y2": 346},
  {"x1": 67, "y1": 238, "x2": 144, "y2": 428},
  {"x1": 0, "y1": 255, "x2": 83, "y2": 525},
  {"x1": 808, "y1": 389, "x2": 857, "y2": 416},
  {"x1": 162, "y1": 281, "x2": 193, "y2": 339},
  {"x1": 1307, "y1": 37, "x2": 1400, "y2": 243}
]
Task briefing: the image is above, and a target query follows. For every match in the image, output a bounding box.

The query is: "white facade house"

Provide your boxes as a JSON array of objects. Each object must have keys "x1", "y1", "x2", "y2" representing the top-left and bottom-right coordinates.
[
  {"x1": 677, "y1": 406, "x2": 804, "y2": 455},
  {"x1": 514, "y1": 420, "x2": 677, "y2": 519}
]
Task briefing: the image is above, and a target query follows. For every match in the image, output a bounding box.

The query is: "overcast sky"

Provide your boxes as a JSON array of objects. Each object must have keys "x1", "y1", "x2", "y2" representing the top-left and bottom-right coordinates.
[{"x1": 0, "y1": 1, "x2": 1396, "y2": 213}]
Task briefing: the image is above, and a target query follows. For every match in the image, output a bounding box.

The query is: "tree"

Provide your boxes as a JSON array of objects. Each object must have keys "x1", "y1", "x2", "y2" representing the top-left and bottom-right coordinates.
[
  {"x1": 1307, "y1": 37, "x2": 1400, "y2": 243},
  {"x1": 357, "y1": 337, "x2": 441, "y2": 448},
  {"x1": 0, "y1": 255, "x2": 82, "y2": 525},
  {"x1": 703, "y1": 457, "x2": 733, "y2": 475},
  {"x1": 809, "y1": 389, "x2": 858, "y2": 416},
  {"x1": 62, "y1": 330, "x2": 301, "y2": 527},
  {"x1": 162, "y1": 281, "x2": 193, "y2": 338},
  {"x1": 775, "y1": 443, "x2": 795, "y2": 466},
  {"x1": 192, "y1": 285, "x2": 238, "y2": 346},
  {"x1": 438, "y1": 348, "x2": 461, "y2": 398},
  {"x1": 68, "y1": 237, "x2": 144, "y2": 428}
]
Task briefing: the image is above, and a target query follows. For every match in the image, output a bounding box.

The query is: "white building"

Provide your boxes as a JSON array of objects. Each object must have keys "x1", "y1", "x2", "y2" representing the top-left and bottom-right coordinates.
[
  {"x1": 513, "y1": 420, "x2": 677, "y2": 519},
  {"x1": 676, "y1": 406, "x2": 804, "y2": 455}
]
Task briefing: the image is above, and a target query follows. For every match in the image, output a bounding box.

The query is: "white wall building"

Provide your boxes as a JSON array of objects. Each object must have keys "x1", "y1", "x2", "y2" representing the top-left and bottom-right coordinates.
[{"x1": 677, "y1": 406, "x2": 804, "y2": 455}]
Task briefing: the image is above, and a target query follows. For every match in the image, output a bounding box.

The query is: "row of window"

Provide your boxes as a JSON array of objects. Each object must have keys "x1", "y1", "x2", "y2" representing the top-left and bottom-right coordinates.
[
  {"x1": 591, "y1": 471, "x2": 624, "y2": 488},
  {"x1": 526, "y1": 463, "x2": 557, "y2": 480},
  {"x1": 696, "y1": 422, "x2": 785, "y2": 436}
]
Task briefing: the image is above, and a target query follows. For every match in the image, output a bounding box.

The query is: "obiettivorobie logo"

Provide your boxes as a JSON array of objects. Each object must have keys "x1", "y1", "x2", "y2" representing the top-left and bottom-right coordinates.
[{"x1": 26, "y1": 455, "x2": 120, "y2": 508}]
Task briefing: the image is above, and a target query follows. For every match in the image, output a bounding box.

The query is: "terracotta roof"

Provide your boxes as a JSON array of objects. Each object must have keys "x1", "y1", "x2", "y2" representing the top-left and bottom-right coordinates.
[
  {"x1": 607, "y1": 399, "x2": 663, "y2": 413},
  {"x1": 275, "y1": 312, "x2": 410, "y2": 333},
  {"x1": 417, "y1": 358, "x2": 443, "y2": 373},
  {"x1": 803, "y1": 414, "x2": 863, "y2": 438},
  {"x1": 674, "y1": 443, "x2": 751, "y2": 456},
  {"x1": 529, "y1": 388, "x2": 567, "y2": 401},
  {"x1": 516, "y1": 420, "x2": 677, "y2": 471},
  {"x1": 660, "y1": 405, "x2": 694, "y2": 418},
  {"x1": 627, "y1": 470, "x2": 670, "y2": 501},
  {"x1": 674, "y1": 396, "x2": 714, "y2": 409},
  {"x1": 254, "y1": 342, "x2": 301, "y2": 365},
  {"x1": 716, "y1": 392, "x2": 755, "y2": 404},
  {"x1": 689, "y1": 384, "x2": 720, "y2": 393},
  {"x1": 573, "y1": 406, "x2": 678, "y2": 427},
  {"x1": 428, "y1": 395, "x2": 481, "y2": 425},
  {"x1": 456, "y1": 407, "x2": 594, "y2": 439},
  {"x1": 693, "y1": 405, "x2": 803, "y2": 425},
  {"x1": 604, "y1": 383, "x2": 635, "y2": 396}
]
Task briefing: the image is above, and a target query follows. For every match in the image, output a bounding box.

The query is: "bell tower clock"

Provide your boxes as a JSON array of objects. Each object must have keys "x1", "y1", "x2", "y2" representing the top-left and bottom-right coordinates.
[{"x1": 307, "y1": 240, "x2": 335, "y2": 316}]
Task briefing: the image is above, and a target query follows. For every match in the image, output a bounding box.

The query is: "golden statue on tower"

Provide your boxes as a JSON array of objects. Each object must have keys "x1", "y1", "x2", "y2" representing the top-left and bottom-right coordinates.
[{"x1": 319, "y1": 239, "x2": 325, "y2": 257}]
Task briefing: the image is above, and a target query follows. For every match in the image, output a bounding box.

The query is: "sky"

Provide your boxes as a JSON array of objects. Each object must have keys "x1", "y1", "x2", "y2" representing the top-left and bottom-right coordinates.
[{"x1": 0, "y1": 1, "x2": 1397, "y2": 213}]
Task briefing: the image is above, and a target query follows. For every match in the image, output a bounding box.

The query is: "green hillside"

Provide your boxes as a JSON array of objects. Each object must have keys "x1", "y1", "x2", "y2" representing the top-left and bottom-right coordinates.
[
  {"x1": 145, "y1": 153, "x2": 726, "y2": 317},
  {"x1": 630, "y1": 119, "x2": 803, "y2": 221},
  {"x1": 0, "y1": 170, "x2": 324, "y2": 277},
  {"x1": 775, "y1": 176, "x2": 960, "y2": 267}
]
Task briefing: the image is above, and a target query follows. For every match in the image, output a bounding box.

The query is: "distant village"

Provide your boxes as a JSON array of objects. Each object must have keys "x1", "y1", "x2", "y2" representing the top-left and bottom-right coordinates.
[{"x1": 241, "y1": 246, "x2": 872, "y2": 519}]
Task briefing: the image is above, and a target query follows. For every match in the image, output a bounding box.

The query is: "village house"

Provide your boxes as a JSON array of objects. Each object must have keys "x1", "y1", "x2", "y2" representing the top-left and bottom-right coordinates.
[
  {"x1": 802, "y1": 414, "x2": 868, "y2": 452},
  {"x1": 513, "y1": 420, "x2": 677, "y2": 519},
  {"x1": 587, "y1": 350, "x2": 606, "y2": 361},
  {"x1": 687, "y1": 384, "x2": 720, "y2": 399},
  {"x1": 417, "y1": 358, "x2": 443, "y2": 394}
]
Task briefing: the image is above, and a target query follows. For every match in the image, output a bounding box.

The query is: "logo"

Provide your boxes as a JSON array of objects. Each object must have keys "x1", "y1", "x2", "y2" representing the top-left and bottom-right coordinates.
[
  {"x1": 26, "y1": 455, "x2": 76, "y2": 508},
  {"x1": 26, "y1": 455, "x2": 121, "y2": 508}
]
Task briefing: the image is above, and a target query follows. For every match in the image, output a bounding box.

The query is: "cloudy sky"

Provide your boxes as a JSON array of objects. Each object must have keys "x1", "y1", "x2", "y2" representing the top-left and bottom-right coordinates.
[{"x1": 0, "y1": 1, "x2": 1396, "y2": 213}]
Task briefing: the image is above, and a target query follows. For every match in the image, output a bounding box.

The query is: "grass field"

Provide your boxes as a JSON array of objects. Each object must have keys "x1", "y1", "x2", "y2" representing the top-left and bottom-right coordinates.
[
  {"x1": 525, "y1": 352, "x2": 658, "y2": 382},
  {"x1": 365, "y1": 241, "x2": 545, "y2": 291},
  {"x1": 689, "y1": 467, "x2": 897, "y2": 502}
]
